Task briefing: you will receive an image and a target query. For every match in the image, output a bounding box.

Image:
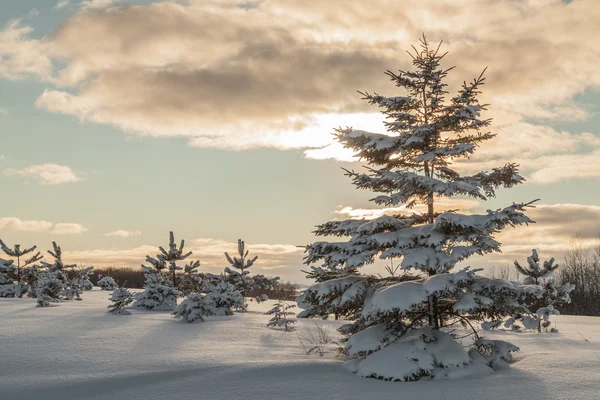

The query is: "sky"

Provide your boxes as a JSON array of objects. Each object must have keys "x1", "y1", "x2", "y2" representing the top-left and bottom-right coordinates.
[{"x1": 1, "y1": 0, "x2": 600, "y2": 283}]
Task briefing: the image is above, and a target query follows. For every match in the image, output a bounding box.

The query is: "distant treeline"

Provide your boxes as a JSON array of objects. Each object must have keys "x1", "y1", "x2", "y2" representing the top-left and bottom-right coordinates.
[
  {"x1": 557, "y1": 242, "x2": 600, "y2": 316},
  {"x1": 87, "y1": 267, "x2": 298, "y2": 300}
]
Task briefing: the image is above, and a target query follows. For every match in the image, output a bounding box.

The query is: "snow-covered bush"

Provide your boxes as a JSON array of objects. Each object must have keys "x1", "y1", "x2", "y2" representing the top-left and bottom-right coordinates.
[
  {"x1": 208, "y1": 278, "x2": 245, "y2": 315},
  {"x1": 97, "y1": 276, "x2": 118, "y2": 291},
  {"x1": 0, "y1": 239, "x2": 43, "y2": 298},
  {"x1": 297, "y1": 36, "x2": 541, "y2": 382},
  {"x1": 108, "y1": 285, "x2": 136, "y2": 315},
  {"x1": 173, "y1": 292, "x2": 215, "y2": 322},
  {"x1": 132, "y1": 266, "x2": 181, "y2": 311},
  {"x1": 497, "y1": 250, "x2": 575, "y2": 332},
  {"x1": 265, "y1": 300, "x2": 297, "y2": 331},
  {"x1": 256, "y1": 294, "x2": 269, "y2": 303},
  {"x1": 36, "y1": 271, "x2": 64, "y2": 307},
  {"x1": 74, "y1": 266, "x2": 94, "y2": 291}
]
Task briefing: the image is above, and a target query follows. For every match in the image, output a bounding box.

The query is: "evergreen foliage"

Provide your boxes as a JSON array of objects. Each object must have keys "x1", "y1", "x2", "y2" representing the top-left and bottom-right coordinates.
[
  {"x1": 224, "y1": 239, "x2": 258, "y2": 295},
  {"x1": 173, "y1": 292, "x2": 215, "y2": 322},
  {"x1": 498, "y1": 250, "x2": 575, "y2": 332},
  {"x1": 298, "y1": 36, "x2": 540, "y2": 381},
  {"x1": 97, "y1": 276, "x2": 118, "y2": 290},
  {"x1": 265, "y1": 300, "x2": 297, "y2": 331},
  {"x1": 0, "y1": 239, "x2": 43, "y2": 297},
  {"x1": 132, "y1": 266, "x2": 181, "y2": 311},
  {"x1": 108, "y1": 284, "x2": 136, "y2": 314}
]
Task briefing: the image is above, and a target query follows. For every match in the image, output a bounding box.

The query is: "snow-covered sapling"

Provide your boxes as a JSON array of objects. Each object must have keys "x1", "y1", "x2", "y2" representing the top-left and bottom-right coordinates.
[
  {"x1": 501, "y1": 250, "x2": 575, "y2": 332},
  {"x1": 0, "y1": 239, "x2": 43, "y2": 297},
  {"x1": 208, "y1": 276, "x2": 245, "y2": 315},
  {"x1": 298, "y1": 35, "x2": 541, "y2": 381},
  {"x1": 108, "y1": 284, "x2": 136, "y2": 315},
  {"x1": 132, "y1": 266, "x2": 181, "y2": 311},
  {"x1": 266, "y1": 300, "x2": 297, "y2": 331},
  {"x1": 97, "y1": 276, "x2": 118, "y2": 290},
  {"x1": 153, "y1": 231, "x2": 192, "y2": 289},
  {"x1": 36, "y1": 271, "x2": 64, "y2": 307},
  {"x1": 41, "y1": 241, "x2": 77, "y2": 283},
  {"x1": 224, "y1": 239, "x2": 258, "y2": 295},
  {"x1": 173, "y1": 292, "x2": 215, "y2": 322}
]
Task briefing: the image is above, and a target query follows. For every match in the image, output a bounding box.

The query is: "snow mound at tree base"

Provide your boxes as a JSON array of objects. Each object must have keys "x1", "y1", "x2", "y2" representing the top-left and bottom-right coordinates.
[{"x1": 346, "y1": 327, "x2": 518, "y2": 382}]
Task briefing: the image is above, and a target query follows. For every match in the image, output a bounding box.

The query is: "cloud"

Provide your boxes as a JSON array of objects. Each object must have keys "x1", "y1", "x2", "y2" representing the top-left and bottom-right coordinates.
[
  {"x1": 3, "y1": 163, "x2": 82, "y2": 185},
  {"x1": 54, "y1": 0, "x2": 121, "y2": 10},
  {"x1": 1, "y1": 0, "x2": 600, "y2": 182},
  {"x1": 0, "y1": 217, "x2": 88, "y2": 234},
  {"x1": 104, "y1": 229, "x2": 142, "y2": 238},
  {"x1": 0, "y1": 108, "x2": 9, "y2": 117},
  {"x1": 335, "y1": 198, "x2": 481, "y2": 220},
  {"x1": 0, "y1": 217, "x2": 53, "y2": 232},
  {"x1": 51, "y1": 223, "x2": 88, "y2": 235}
]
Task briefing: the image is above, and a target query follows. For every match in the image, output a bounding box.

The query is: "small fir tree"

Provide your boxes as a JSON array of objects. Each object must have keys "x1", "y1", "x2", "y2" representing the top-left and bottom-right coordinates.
[
  {"x1": 208, "y1": 276, "x2": 245, "y2": 315},
  {"x1": 132, "y1": 266, "x2": 181, "y2": 311},
  {"x1": 97, "y1": 276, "x2": 118, "y2": 290},
  {"x1": 40, "y1": 242, "x2": 77, "y2": 283},
  {"x1": 224, "y1": 239, "x2": 258, "y2": 295},
  {"x1": 173, "y1": 292, "x2": 215, "y2": 323},
  {"x1": 36, "y1": 271, "x2": 64, "y2": 307},
  {"x1": 0, "y1": 257, "x2": 16, "y2": 297},
  {"x1": 501, "y1": 250, "x2": 575, "y2": 332},
  {"x1": 298, "y1": 36, "x2": 541, "y2": 381},
  {"x1": 73, "y1": 266, "x2": 94, "y2": 291},
  {"x1": 0, "y1": 239, "x2": 43, "y2": 297},
  {"x1": 108, "y1": 284, "x2": 136, "y2": 315},
  {"x1": 151, "y1": 231, "x2": 192, "y2": 289},
  {"x1": 265, "y1": 300, "x2": 297, "y2": 331}
]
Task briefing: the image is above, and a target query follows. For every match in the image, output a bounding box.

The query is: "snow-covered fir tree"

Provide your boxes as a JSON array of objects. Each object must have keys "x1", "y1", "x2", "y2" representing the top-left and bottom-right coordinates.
[
  {"x1": 179, "y1": 260, "x2": 202, "y2": 295},
  {"x1": 265, "y1": 300, "x2": 297, "y2": 331},
  {"x1": 151, "y1": 231, "x2": 192, "y2": 289},
  {"x1": 297, "y1": 36, "x2": 542, "y2": 381},
  {"x1": 208, "y1": 275, "x2": 245, "y2": 315},
  {"x1": 0, "y1": 257, "x2": 16, "y2": 297},
  {"x1": 499, "y1": 250, "x2": 575, "y2": 332},
  {"x1": 97, "y1": 276, "x2": 118, "y2": 290},
  {"x1": 132, "y1": 231, "x2": 196, "y2": 311},
  {"x1": 74, "y1": 266, "x2": 94, "y2": 291},
  {"x1": 173, "y1": 292, "x2": 215, "y2": 323},
  {"x1": 35, "y1": 242, "x2": 77, "y2": 306},
  {"x1": 108, "y1": 284, "x2": 136, "y2": 315},
  {"x1": 40, "y1": 242, "x2": 77, "y2": 283},
  {"x1": 36, "y1": 271, "x2": 64, "y2": 307},
  {"x1": 0, "y1": 239, "x2": 43, "y2": 297},
  {"x1": 224, "y1": 239, "x2": 258, "y2": 295},
  {"x1": 132, "y1": 266, "x2": 181, "y2": 311}
]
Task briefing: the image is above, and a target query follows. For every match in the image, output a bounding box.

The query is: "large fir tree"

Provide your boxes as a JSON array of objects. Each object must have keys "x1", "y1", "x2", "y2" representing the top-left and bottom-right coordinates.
[{"x1": 298, "y1": 36, "x2": 541, "y2": 381}]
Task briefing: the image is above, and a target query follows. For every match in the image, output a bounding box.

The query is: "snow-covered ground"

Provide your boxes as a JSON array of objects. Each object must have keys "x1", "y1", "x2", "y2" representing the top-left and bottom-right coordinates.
[{"x1": 1, "y1": 289, "x2": 598, "y2": 400}]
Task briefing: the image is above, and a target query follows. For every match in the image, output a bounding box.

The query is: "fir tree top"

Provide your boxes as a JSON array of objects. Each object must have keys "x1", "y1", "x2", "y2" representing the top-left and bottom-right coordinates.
[
  {"x1": 514, "y1": 249, "x2": 559, "y2": 285},
  {"x1": 41, "y1": 241, "x2": 76, "y2": 272},
  {"x1": 225, "y1": 239, "x2": 258, "y2": 273},
  {"x1": 305, "y1": 35, "x2": 534, "y2": 276}
]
